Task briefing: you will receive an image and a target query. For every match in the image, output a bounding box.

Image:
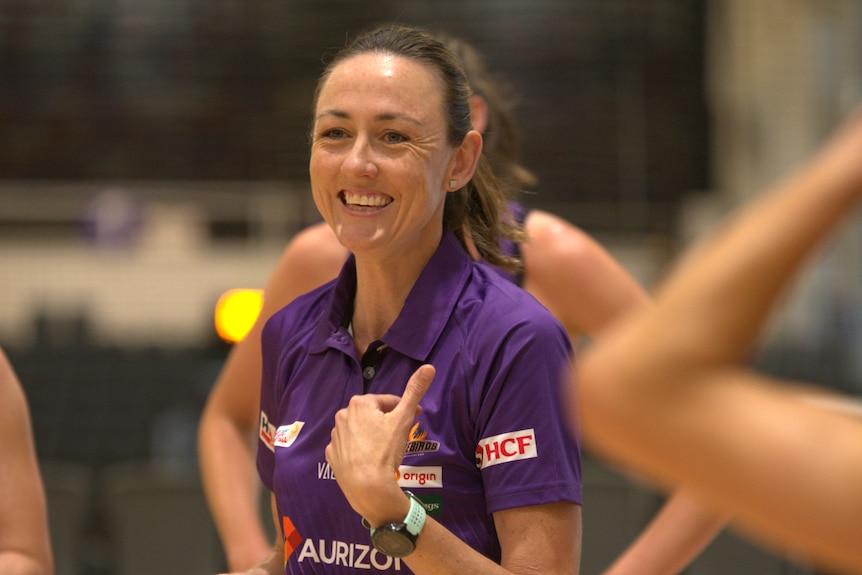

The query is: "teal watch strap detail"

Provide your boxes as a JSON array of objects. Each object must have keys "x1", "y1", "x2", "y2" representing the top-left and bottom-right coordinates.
[
  {"x1": 402, "y1": 491, "x2": 427, "y2": 537},
  {"x1": 360, "y1": 490, "x2": 427, "y2": 536}
]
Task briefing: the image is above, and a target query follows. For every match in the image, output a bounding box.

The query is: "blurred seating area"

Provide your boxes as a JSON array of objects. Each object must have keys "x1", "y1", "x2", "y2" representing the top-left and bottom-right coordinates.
[{"x1": 0, "y1": 0, "x2": 709, "y2": 235}]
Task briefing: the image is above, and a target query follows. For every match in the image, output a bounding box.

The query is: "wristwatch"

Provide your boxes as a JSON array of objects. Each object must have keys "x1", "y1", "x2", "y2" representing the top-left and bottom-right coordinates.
[{"x1": 361, "y1": 491, "x2": 427, "y2": 558}]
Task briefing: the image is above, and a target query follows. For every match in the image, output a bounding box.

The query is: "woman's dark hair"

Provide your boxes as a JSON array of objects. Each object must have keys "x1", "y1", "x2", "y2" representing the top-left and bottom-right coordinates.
[{"x1": 312, "y1": 23, "x2": 526, "y2": 274}]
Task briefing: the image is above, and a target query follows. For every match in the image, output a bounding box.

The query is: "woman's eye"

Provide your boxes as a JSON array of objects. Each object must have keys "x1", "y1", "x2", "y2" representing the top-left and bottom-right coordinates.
[
  {"x1": 383, "y1": 132, "x2": 407, "y2": 144},
  {"x1": 321, "y1": 128, "x2": 348, "y2": 139}
]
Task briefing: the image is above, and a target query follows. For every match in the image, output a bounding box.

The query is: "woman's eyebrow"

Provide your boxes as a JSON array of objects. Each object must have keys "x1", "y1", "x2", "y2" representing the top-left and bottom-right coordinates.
[{"x1": 315, "y1": 109, "x2": 424, "y2": 128}]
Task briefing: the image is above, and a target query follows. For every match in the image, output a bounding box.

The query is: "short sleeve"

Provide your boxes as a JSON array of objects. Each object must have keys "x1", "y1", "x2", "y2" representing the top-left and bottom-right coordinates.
[{"x1": 474, "y1": 318, "x2": 582, "y2": 513}]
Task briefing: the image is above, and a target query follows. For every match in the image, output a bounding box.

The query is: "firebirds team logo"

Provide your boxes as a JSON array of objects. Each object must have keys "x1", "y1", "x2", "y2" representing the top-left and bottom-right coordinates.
[{"x1": 404, "y1": 422, "x2": 440, "y2": 455}]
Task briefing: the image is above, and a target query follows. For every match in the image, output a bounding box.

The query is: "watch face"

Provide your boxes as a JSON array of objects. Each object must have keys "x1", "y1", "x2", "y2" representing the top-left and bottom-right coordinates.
[{"x1": 372, "y1": 524, "x2": 416, "y2": 558}]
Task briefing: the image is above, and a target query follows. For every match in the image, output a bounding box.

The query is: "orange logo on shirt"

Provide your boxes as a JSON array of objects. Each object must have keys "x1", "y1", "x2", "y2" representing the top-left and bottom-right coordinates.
[
  {"x1": 408, "y1": 422, "x2": 427, "y2": 441},
  {"x1": 282, "y1": 516, "x2": 304, "y2": 565},
  {"x1": 405, "y1": 421, "x2": 439, "y2": 455}
]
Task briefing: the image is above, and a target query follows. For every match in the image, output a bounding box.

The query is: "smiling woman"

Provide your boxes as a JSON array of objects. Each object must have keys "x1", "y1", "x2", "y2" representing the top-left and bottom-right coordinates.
[
  {"x1": 309, "y1": 27, "x2": 526, "y2": 280},
  {"x1": 309, "y1": 49, "x2": 483, "y2": 300},
  {"x1": 201, "y1": 24, "x2": 729, "y2": 575},
  {"x1": 220, "y1": 24, "x2": 582, "y2": 575}
]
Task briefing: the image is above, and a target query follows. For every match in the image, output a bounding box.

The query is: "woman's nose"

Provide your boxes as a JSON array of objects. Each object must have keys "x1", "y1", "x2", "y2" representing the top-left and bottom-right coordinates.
[{"x1": 342, "y1": 136, "x2": 378, "y2": 179}]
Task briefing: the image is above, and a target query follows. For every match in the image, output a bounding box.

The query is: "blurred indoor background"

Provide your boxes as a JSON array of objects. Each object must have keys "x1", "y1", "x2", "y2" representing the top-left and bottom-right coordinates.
[{"x1": 1, "y1": 1, "x2": 860, "y2": 574}]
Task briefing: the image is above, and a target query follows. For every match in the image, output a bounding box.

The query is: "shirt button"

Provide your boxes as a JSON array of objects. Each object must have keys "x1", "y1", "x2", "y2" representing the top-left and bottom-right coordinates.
[{"x1": 362, "y1": 366, "x2": 376, "y2": 380}]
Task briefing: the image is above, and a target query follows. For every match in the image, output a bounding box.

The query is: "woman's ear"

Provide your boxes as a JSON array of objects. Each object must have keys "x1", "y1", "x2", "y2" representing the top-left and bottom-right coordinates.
[
  {"x1": 446, "y1": 130, "x2": 483, "y2": 191},
  {"x1": 469, "y1": 95, "x2": 489, "y2": 135}
]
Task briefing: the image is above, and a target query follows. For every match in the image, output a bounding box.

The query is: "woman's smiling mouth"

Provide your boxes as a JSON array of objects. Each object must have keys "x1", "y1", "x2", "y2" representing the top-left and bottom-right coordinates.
[{"x1": 341, "y1": 191, "x2": 393, "y2": 210}]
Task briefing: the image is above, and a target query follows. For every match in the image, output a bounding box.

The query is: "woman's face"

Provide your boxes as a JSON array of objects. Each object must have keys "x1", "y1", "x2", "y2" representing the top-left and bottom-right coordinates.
[{"x1": 310, "y1": 52, "x2": 459, "y2": 260}]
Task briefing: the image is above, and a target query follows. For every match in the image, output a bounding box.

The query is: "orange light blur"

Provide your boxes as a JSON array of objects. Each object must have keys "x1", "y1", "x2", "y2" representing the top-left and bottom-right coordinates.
[{"x1": 214, "y1": 288, "x2": 264, "y2": 344}]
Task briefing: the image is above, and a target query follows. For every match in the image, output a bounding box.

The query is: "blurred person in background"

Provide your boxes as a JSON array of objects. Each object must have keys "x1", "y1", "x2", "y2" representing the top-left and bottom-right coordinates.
[
  {"x1": 0, "y1": 347, "x2": 53, "y2": 575},
  {"x1": 199, "y1": 28, "x2": 728, "y2": 575},
  {"x1": 576, "y1": 107, "x2": 862, "y2": 575}
]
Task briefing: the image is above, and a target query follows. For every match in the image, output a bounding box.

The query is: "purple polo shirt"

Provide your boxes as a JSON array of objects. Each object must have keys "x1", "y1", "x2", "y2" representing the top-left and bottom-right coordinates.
[{"x1": 258, "y1": 231, "x2": 581, "y2": 574}]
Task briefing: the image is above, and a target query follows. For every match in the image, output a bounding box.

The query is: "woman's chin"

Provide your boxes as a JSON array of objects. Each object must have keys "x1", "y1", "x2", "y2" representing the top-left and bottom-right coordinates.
[{"x1": 334, "y1": 228, "x2": 385, "y2": 254}]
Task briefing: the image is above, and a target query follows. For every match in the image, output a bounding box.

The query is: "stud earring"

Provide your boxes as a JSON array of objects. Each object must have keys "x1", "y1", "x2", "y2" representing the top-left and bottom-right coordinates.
[{"x1": 448, "y1": 180, "x2": 458, "y2": 189}]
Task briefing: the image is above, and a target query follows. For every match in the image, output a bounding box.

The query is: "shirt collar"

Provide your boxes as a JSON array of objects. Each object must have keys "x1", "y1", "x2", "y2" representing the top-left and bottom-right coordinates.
[{"x1": 310, "y1": 231, "x2": 472, "y2": 360}]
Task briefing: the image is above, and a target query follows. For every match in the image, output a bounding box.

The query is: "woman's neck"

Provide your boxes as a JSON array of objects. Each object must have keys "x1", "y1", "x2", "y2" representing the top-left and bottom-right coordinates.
[{"x1": 349, "y1": 244, "x2": 433, "y2": 355}]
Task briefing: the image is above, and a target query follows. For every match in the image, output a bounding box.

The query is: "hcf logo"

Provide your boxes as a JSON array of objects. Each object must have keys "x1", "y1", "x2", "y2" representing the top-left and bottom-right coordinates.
[{"x1": 475, "y1": 428, "x2": 537, "y2": 469}]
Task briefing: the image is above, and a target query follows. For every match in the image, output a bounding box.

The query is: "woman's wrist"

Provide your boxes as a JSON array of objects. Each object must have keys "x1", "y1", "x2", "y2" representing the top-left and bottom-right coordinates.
[{"x1": 353, "y1": 481, "x2": 412, "y2": 528}]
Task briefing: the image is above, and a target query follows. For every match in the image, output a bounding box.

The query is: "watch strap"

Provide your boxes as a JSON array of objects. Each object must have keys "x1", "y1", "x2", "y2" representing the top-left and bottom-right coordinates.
[
  {"x1": 361, "y1": 490, "x2": 427, "y2": 537},
  {"x1": 402, "y1": 491, "x2": 427, "y2": 537}
]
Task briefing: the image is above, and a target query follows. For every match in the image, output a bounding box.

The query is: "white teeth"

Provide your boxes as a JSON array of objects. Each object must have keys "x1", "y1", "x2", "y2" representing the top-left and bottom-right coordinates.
[{"x1": 343, "y1": 192, "x2": 390, "y2": 207}]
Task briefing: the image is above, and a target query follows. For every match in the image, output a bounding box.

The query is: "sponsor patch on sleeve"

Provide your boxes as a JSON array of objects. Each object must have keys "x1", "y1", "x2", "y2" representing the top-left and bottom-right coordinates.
[
  {"x1": 274, "y1": 421, "x2": 305, "y2": 448},
  {"x1": 475, "y1": 428, "x2": 537, "y2": 469},
  {"x1": 259, "y1": 411, "x2": 276, "y2": 452}
]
